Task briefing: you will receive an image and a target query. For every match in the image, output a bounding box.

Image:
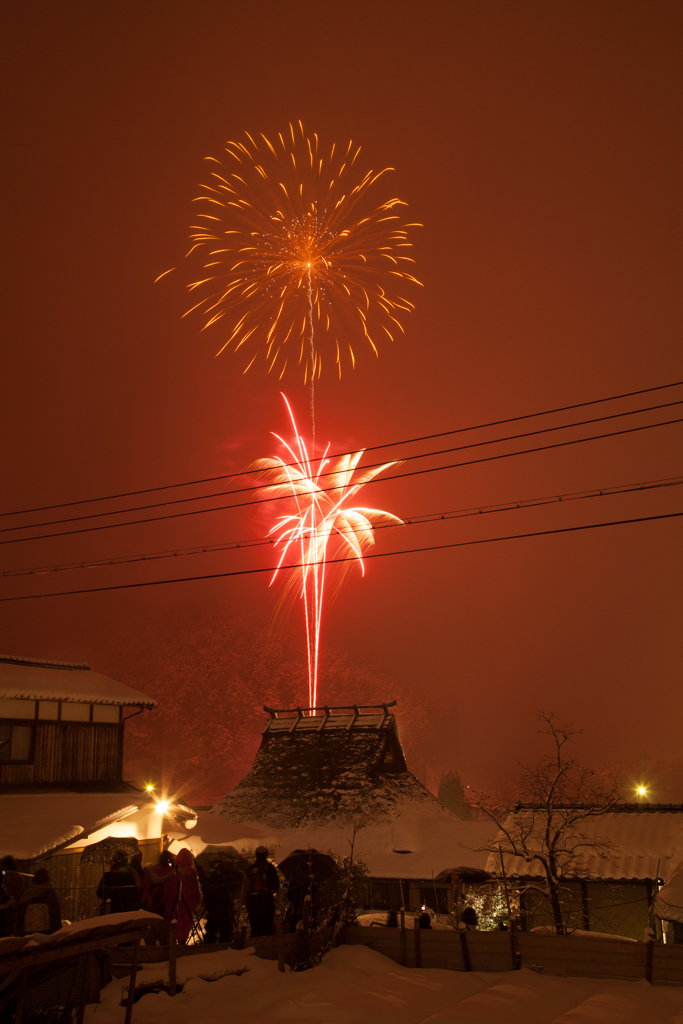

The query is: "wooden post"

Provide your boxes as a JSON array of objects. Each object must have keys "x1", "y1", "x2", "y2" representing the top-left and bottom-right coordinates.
[
  {"x1": 123, "y1": 937, "x2": 140, "y2": 1024},
  {"x1": 13, "y1": 967, "x2": 28, "y2": 1024},
  {"x1": 509, "y1": 916, "x2": 519, "y2": 970},
  {"x1": 645, "y1": 936, "x2": 654, "y2": 983},
  {"x1": 399, "y1": 909, "x2": 406, "y2": 967},
  {"x1": 459, "y1": 928, "x2": 471, "y2": 972},
  {"x1": 413, "y1": 916, "x2": 422, "y2": 969},
  {"x1": 76, "y1": 953, "x2": 90, "y2": 1024},
  {"x1": 275, "y1": 911, "x2": 285, "y2": 973},
  {"x1": 168, "y1": 921, "x2": 178, "y2": 996},
  {"x1": 236, "y1": 924, "x2": 247, "y2": 950}
]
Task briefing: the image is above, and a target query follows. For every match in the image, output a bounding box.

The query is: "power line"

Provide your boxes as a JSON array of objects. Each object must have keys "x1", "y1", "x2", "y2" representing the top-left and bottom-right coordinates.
[
  {"x1": 4, "y1": 398, "x2": 680, "y2": 534},
  {"x1": 4, "y1": 475, "x2": 681, "y2": 579},
  {"x1": 2, "y1": 414, "x2": 681, "y2": 547},
  {"x1": 2, "y1": 511, "x2": 679, "y2": 602},
  {"x1": 3, "y1": 378, "x2": 682, "y2": 519}
]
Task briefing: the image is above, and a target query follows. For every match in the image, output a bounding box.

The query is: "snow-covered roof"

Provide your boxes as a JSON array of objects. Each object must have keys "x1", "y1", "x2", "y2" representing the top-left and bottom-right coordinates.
[
  {"x1": 265, "y1": 812, "x2": 498, "y2": 880},
  {"x1": 215, "y1": 703, "x2": 449, "y2": 830},
  {"x1": 166, "y1": 810, "x2": 277, "y2": 858},
  {"x1": 486, "y1": 807, "x2": 683, "y2": 882},
  {"x1": 0, "y1": 791, "x2": 196, "y2": 860},
  {"x1": 0, "y1": 793, "x2": 144, "y2": 860},
  {"x1": 0, "y1": 656, "x2": 157, "y2": 707}
]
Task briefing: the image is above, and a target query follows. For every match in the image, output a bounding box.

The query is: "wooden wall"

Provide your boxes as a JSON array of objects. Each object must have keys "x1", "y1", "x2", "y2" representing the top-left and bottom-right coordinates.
[
  {"x1": 344, "y1": 924, "x2": 683, "y2": 984},
  {"x1": 34, "y1": 722, "x2": 122, "y2": 782}
]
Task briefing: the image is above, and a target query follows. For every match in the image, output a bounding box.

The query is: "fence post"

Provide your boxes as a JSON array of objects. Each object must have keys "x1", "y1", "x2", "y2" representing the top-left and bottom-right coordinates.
[
  {"x1": 168, "y1": 921, "x2": 177, "y2": 996},
  {"x1": 509, "y1": 916, "x2": 519, "y2": 970},
  {"x1": 645, "y1": 936, "x2": 654, "y2": 984},
  {"x1": 123, "y1": 937, "x2": 140, "y2": 1024},
  {"x1": 459, "y1": 927, "x2": 471, "y2": 972},
  {"x1": 275, "y1": 911, "x2": 285, "y2": 973},
  {"x1": 76, "y1": 953, "x2": 91, "y2": 1024},
  {"x1": 413, "y1": 917, "x2": 422, "y2": 969},
  {"x1": 400, "y1": 909, "x2": 406, "y2": 966}
]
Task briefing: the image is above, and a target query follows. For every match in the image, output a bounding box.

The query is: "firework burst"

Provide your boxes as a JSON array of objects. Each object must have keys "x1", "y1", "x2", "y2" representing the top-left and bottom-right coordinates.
[
  {"x1": 173, "y1": 122, "x2": 421, "y2": 381},
  {"x1": 253, "y1": 395, "x2": 403, "y2": 708}
]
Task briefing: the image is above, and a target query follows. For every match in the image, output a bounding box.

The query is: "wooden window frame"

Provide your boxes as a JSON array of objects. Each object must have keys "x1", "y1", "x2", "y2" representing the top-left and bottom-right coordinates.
[{"x1": 0, "y1": 718, "x2": 36, "y2": 765}]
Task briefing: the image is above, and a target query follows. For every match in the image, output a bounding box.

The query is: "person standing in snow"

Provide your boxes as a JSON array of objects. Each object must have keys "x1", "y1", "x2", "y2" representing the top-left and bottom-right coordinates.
[
  {"x1": 157, "y1": 848, "x2": 201, "y2": 945},
  {"x1": 246, "y1": 846, "x2": 280, "y2": 937},
  {"x1": 15, "y1": 869, "x2": 61, "y2": 935},
  {"x1": 96, "y1": 851, "x2": 140, "y2": 915},
  {"x1": 199, "y1": 857, "x2": 236, "y2": 944}
]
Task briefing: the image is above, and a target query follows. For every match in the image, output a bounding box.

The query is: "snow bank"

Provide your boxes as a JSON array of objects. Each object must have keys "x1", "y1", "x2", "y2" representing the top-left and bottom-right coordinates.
[{"x1": 84, "y1": 942, "x2": 683, "y2": 1024}]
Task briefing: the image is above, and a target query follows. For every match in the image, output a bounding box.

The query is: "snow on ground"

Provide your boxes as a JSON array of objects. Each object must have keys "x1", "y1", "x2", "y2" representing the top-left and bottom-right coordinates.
[{"x1": 85, "y1": 944, "x2": 683, "y2": 1024}]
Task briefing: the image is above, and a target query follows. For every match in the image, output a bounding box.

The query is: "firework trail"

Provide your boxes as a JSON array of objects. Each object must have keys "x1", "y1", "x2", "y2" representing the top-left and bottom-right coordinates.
[
  {"x1": 253, "y1": 395, "x2": 403, "y2": 709},
  {"x1": 165, "y1": 122, "x2": 422, "y2": 385}
]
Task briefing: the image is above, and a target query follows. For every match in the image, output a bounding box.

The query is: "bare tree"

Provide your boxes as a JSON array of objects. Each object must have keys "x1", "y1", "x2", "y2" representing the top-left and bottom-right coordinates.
[{"x1": 478, "y1": 712, "x2": 622, "y2": 935}]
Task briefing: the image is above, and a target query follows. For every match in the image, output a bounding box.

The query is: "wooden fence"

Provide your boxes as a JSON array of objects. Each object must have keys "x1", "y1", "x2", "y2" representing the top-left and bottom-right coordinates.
[{"x1": 344, "y1": 924, "x2": 683, "y2": 985}]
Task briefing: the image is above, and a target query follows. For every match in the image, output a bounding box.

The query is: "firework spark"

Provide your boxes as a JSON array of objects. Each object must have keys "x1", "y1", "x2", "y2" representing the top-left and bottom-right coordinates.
[
  {"x1": 176, "y1": 122, "x2": 422, "y2": 381},
  {"x1": 254, "y1": 396, "x2": 403, "y2": 708}
]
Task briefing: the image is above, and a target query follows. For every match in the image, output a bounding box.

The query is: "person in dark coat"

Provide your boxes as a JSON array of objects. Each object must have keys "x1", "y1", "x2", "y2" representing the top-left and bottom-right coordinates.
[
  {"x1": 461, "y1": 906, "x2": 478, "y2": 930},
  {"x1": 199, "y1": 857, "x2": 236, "y2": 944},
  {"x1": 246, "y1": 847, "x2": 280, "y2": 937},
  {"x1": 96, "y1": 851, "x2": 140, "y2": 915},
  {"x1": 15, "y1": 869, "x2": 61, "y2": 935},
  {"x1": 418, "y1": 907, "x2": 432, "y2": 929}
]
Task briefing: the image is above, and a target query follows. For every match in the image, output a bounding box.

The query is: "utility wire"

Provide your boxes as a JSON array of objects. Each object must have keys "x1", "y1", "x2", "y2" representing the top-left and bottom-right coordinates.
[
  {"x1": 3, "y1": 378, "x2": 682, "y2": 519},
  {"x1": 2, "y1": 511, "x2": 679, "y2": 602},
  {"x1": 2, "y1": 415, "x2": 681, "y2": 547},
  {"x1": 4, "y1": 398, "x2": 680, "y2": 534},
  {"x1": 3, "y1": 476, "x2": 680, "y2": 579}
]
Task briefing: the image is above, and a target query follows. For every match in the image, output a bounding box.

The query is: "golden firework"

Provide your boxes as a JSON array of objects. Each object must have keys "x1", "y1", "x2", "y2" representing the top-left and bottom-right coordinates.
[{"x1": 175, "y1": 122, "x2": 422, "y2": 380}]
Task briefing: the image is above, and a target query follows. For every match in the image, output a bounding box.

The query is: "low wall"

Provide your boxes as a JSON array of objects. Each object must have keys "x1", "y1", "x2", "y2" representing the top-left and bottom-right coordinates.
[{"x1": 344, "y1": 925, "x2": 683, "y2": 985}]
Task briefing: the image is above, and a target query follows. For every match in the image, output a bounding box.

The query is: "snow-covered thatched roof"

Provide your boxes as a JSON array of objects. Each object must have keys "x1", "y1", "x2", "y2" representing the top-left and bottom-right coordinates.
[
  {"x1": 0, "y1": 655, "x2": 157, "y2": 707},
  {"x1": 214, "y1": 703, "x2": 448, "y2": 830},
  {"x1": 213, "y1": 704, "x2": 499, "y2": 880}
]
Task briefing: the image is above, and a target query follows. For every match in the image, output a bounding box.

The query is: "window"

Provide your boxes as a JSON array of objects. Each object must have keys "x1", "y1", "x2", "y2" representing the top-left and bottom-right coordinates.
[
  {"x1": 38, "y1": 701, "x2": 59, "y2": 720},
  {"x1": 0, "y1": 698, "x2": 35, "y2": 719},
  {"x1": 92, "y1": 705, "x2": 120, "y2": 723},
  {"x1": 61, "y1": 703, "x2": 90, "y2": 722},
  {"x1": 0, "y1": 724, "x2": 33, "y2": 762}
]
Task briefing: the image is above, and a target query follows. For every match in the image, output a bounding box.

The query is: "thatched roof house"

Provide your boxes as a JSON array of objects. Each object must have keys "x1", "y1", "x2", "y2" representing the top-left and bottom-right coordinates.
[{"x1": 214, "y1": 703, "x2": 497, "y2": 912}]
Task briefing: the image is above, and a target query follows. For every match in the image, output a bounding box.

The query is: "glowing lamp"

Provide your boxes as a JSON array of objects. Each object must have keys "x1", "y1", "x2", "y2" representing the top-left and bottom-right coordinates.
[
  {"x1": 155, "y1": 800, "x2": 169, "y2": 815},
  {"x1": 145, "y1": 784, "x2": 155, "y2": 792},
  {"x1": 637, "y1": 786, "x2": 648, "y2": 798}
]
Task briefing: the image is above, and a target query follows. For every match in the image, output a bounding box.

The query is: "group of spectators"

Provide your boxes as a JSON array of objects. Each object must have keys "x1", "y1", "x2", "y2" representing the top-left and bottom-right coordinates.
[
  {"x1": 0, "y1": 845, "x2": 286, "y2": 944},
  {"x1": 0, "y1": 857, "x2": 61, "y2": 936}
]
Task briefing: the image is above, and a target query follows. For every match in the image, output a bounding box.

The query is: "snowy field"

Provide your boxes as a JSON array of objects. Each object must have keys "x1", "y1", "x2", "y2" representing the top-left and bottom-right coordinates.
[{"x1": 85, "y1": 944, "x2": 683, "y2": 1024}]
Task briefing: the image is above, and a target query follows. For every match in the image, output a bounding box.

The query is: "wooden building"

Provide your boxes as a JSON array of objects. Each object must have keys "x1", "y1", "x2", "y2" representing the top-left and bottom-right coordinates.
[
  {"x1": 0, "y1": 654, "x2": 185, "y2": 921},
  {"x1": 0, "y1": 654, "x2": 158, "y2": 787}
]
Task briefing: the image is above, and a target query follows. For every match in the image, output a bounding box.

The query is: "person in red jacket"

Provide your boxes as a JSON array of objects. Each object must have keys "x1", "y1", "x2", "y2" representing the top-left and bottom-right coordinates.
[{"x1": 162, "y1": 848, "x2": 201, "y2": 944}]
